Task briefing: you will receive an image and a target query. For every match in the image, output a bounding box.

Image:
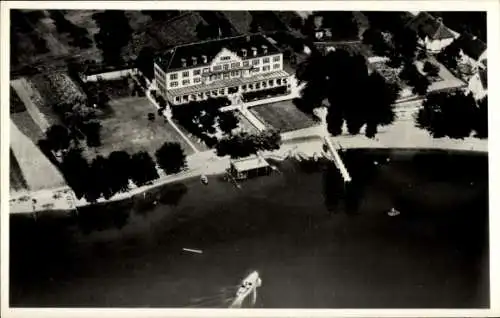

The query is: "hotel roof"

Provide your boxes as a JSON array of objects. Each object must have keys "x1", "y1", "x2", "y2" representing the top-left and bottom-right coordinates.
[{"x1": 155, "y1": 34, "x2": 281, "y2": 73}]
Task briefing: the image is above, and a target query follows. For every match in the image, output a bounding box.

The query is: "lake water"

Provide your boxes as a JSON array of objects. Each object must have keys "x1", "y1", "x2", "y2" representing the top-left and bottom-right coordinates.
[{"x1": 10, "y1": 149, "x2": 489, "y2": 308}]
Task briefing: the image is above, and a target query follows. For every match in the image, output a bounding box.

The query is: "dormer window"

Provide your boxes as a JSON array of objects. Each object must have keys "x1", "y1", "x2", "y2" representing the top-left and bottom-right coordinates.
[
  {"x1": 202, "y1": 55, "x2": 208, "y2": 63},
  {"x1": 191, "y1": 57, "x2": 197, "y2": 65},
  {"x1": 251, "y1": 47, "x2": 257, "y2": 56},
  {"x1": 241, "y1": 49, "x2": 247, "y2": 57},
  {"x1": 181, "y1": 58, "x2": 187, "y2": 67},
  {"x1": 261, "y1": 45, "x2": 268, "y2": 54}
]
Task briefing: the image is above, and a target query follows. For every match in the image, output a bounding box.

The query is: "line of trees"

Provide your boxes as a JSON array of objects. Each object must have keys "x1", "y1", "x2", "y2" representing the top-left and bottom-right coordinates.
[
  {"x1": 215, "y1": 130, "x2": 282, "y2": 159},
  {"x1": 296, "y1": 49, "x2": 399, "y2": 138},
  {"x1": 417, "y1": 92, "x2": 488, "y2": 139},
  {"x1": 60, "y1": 141, "x2": 187, "y2": 203}
]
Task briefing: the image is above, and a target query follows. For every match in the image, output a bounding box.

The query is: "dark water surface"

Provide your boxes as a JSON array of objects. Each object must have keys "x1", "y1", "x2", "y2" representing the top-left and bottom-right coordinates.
[{"x1": 10, "y1": 149, "x2": 489, "y2": 308}]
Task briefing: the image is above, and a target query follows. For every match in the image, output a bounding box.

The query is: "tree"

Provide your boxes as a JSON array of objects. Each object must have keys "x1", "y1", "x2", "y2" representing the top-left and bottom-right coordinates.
[
  {"x1": 215, "y1": 131, "x2": 282, "y2": 159},
  {"x1": 108, "y1": 151, "x2": 132, "y2": 193},
  {"x1": 423, "y1": 61, "x2": 440, "y2": 77},
  {"x1": 130, "y1": 151, "x2": 159, "y2": 186},
  {"x1": 295, "y1": 49, "x2": 396, "y2": 137},
  {"x1": 475, "y1": 96, "x2": 488, "y2": 138},
  {"x1": 362, "y1": 28, "x2": 390, "y2": 56},
  {"x1": 46, "y1": 124, "x2": 71, "y2": 151},
  {"x1": 437, "y1": 40, "x2": 461, "y2": 69},
  {"x1": 400, "y1": 63, "x2": 430, "y2": 96},
  {"x1": 417, "y1": 91, "x2": 478, "y2": 139},
  {"x1": 135, "y1": 46, "x2": 155, "y2": 80},
  {"x1": 218, "y1": 111, "x2": 239, "y2": 135},
  {"x1": 83, "y1": 120, "x2": 102, "y2": 147},
  {"x1": 364, "y1": 73, "x2": 399, "y2": 138},
  {"x1": 87, "y1": 155, "x2": 114, "y2": 201},
  {"x1": 412, "y1": 74, "x2": 431, "y2": 96},
  {"x1": 392, "y1": 27, "x2": 418, "y2": 62},
  {"x1": 249, "y1": 17, "x2": 262, "y2": 33},
  {"x1": 290, "y1": 16, "x2": 304, "y2": 30},
  {"x1": 61, "y1": 148, "x2": 90, "y2": 199},
  {"x1": 92, "y1": 11, "x2": 132, "y2": 66},
  {"x1": 320, "y1": 12, "x2": 359, "y2": 41},
  {"x1": 155, "y1": 142, "x2": 187, "y2": 175}
]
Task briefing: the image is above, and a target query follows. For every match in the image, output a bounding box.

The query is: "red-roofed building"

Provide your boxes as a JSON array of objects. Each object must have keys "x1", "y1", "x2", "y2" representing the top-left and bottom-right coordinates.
[{"x1": 406, "y1": 12, "x2": 459, "y2": 53}]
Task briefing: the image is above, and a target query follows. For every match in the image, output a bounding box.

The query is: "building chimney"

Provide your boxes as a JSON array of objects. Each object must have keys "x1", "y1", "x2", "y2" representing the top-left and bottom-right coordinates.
[
  {"x1": 251, "y1": 47, "x2": 257, "y2": 56},
  {"x1": 261, "y1": 45, "x2": 268, "y2": 54},
  {"x1": 191, "y1": 56, "x2": 197, "y2": 66},
  {"x1": 201, "y1": 55, "x2": 208, "y2": 63},
  {"x1": 246, "y1": 35, "x2": 251, "y2": 42},
  {"x1": 241, "y1": 48, "x2": 247, "y2": 57},
  {"x1": 181, "y1": 58, "x2": 187, "y2": 67}
]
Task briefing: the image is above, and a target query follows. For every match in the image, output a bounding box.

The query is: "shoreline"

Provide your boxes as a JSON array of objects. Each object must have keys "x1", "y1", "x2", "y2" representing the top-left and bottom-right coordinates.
[{"x1": 9, "y1": 140, "x2": 488, "y2": 216}]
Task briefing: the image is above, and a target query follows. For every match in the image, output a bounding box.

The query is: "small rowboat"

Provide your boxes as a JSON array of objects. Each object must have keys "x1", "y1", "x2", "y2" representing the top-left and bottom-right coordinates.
[{"x1": 200, "y1": 175, "x2": 208, "y2": 185}]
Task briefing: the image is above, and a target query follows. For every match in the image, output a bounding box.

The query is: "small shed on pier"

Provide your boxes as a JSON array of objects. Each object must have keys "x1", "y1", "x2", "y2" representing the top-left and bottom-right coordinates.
[{"x1": 229, "y1": 156, "x2": 271, "y2": 180}]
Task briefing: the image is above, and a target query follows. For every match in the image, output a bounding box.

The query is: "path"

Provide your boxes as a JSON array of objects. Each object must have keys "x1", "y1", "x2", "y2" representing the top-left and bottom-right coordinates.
[{"x1": 137, "y1": 76, "x2": 200, "y2": 153}]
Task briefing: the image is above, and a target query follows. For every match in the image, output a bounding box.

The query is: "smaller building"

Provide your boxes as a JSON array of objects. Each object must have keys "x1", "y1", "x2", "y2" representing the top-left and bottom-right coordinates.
[
  {"x1": 407, "y1": 12, "x2": 458, "y2": 53},
  {"x1": 455, "y1": 33, "x2": 487, "y2": 71},
  {"x1": 229, "y1": 156, "x2": 271, "y2": 180},
  {"x1": 467, "y1": 68, "x2": 487, "y2": 101}
]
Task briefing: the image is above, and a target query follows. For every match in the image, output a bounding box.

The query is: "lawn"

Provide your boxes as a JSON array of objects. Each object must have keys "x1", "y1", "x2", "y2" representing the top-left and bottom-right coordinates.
[
  {"x1": 232, "y1": 110, "x2": 260, "y2": 134},
  {"x1": 249, "y1": 100, "x2": 318, "y2": 132},
  {"x1": 83, "y1": 97, "x2": 195, "y2": 160}
]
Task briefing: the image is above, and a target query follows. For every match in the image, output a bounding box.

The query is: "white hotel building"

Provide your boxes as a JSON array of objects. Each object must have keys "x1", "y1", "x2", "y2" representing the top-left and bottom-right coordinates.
[{"x1": 153, "y1": 34, "x2": 292, "y2": 105}]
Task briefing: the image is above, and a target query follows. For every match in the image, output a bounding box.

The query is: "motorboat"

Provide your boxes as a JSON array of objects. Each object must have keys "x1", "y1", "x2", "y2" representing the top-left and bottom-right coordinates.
[{"x1": 236, "y1": 271, "x2": 261, "y2": 296}]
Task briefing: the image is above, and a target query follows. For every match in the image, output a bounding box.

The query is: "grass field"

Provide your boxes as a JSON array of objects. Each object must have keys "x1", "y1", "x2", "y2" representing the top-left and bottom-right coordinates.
[
  {"x1": 10, "y1": 150, "x2": 29, "y2": 192},
  {"x1": 10, "y1": 86, "x2": 26, "y2": 114},
  {"x1": 83, "y1": 97, "x2": 195, "y2": 160},
  {"x1": 11, "y1": 111, "x2": 45, "y2": 143},
  {"x1": 249, "y1": 100, "x2": 318, "y2": 132}
]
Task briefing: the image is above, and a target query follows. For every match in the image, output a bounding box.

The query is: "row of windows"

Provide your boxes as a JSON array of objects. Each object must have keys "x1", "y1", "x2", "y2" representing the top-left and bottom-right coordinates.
[
  {"x1": 168, "y1": 55, "x2": 282, "y2": 79},
  {"x1": 172, "y1": 77, "x2": 288, "y2": 103},
  {"x1": 169, "y1": 68, "x2": 209, "y2": 80},
  {"x1": 252, "y1": 63, "x2": 280, "y2": 73},
  {"x1": 170, "y1": 77, "x2": 203, "y2": 87}
]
